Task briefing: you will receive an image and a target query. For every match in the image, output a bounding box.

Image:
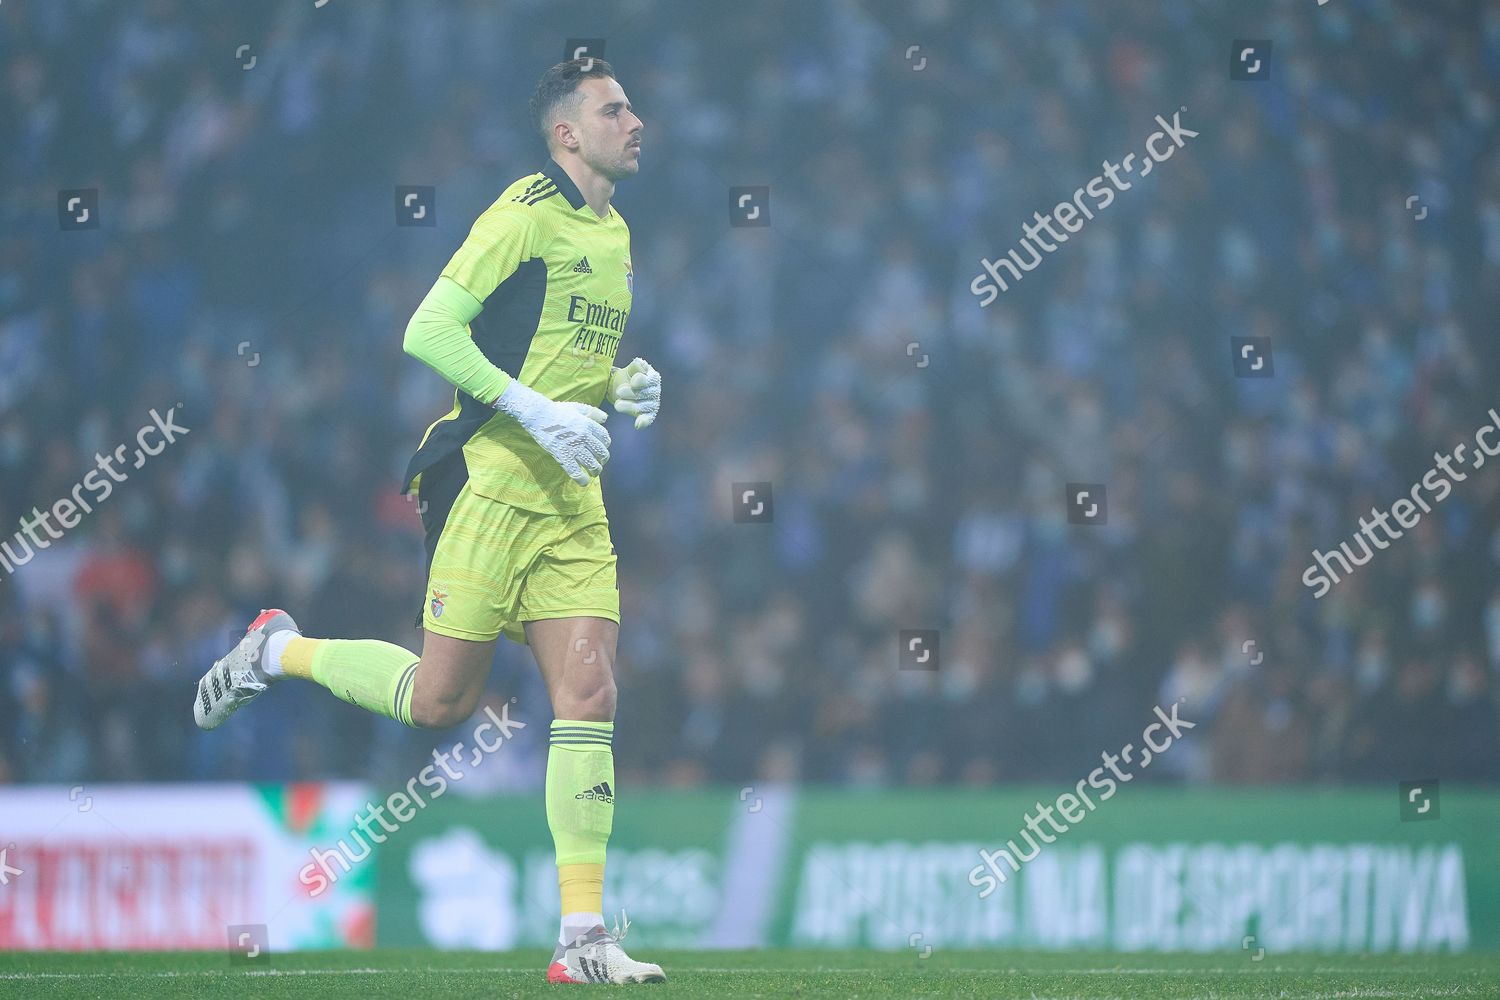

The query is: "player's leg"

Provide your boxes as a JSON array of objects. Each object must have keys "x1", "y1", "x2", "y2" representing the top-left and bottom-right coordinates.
[
  {"x1": 406, "y1": 631, "x2": 497, "y2": 727},
  {"x1": 193, "y1": 479, "x2": 514, "y2": 731},
  {"x1": 193, "y1": 611, "x2": 496, "y2": 731},
  {"x1": 529, "y1": 613, "x2": 620, "y2": 947},
  {"x1": 277, "y1": 628, "x2": 496, "y2": 729},
  {"x1": 528, "y1": 613, "x2": 618, "y2": 719},
  {"x1": 517, "y1": 506, "x2": 663, "y2": 984},
  {"x1": 530, "y1": 614, "x2": 662, "y2": 984}
]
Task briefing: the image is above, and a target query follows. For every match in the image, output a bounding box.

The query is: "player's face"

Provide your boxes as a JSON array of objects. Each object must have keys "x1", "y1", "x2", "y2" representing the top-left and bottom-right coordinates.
[{"x1": 573, "y1": 76, "x2": 643, "y2": 180}]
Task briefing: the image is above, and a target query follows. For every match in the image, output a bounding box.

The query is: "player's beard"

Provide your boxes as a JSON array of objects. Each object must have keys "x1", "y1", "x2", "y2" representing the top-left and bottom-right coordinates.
[
  {"x1": 584, "y1": 140, "x2": 639, "y2": 181},
  {"x1": 614, "y1": 149, "x2": 640, "y2": 177}
]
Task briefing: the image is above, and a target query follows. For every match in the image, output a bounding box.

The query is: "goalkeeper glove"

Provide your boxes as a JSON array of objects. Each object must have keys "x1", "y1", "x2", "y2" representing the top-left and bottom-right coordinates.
[
  {"x1": 493, "y1": 379, "x2": 611, "y2": 487},
  {"x1": 607, "y1": 357, "x2": 662, "y2": 429}
]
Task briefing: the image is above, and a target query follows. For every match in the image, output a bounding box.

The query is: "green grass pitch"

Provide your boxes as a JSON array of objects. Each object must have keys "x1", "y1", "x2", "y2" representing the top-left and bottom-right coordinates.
[{"x1": 1, "y1": 949, "x2": 1496, "y2": 998}]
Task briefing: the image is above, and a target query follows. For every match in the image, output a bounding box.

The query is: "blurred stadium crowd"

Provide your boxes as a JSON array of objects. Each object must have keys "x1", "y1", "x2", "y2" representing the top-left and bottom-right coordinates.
[{"x1": 2, "y1": 0, "x2": 1498, "y2": 789}]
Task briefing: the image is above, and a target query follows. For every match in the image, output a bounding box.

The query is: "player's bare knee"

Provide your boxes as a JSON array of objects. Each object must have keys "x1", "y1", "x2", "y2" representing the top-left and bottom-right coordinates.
[
  {"x1": 556, "y1": 673, "x2": 616, "y2": 721},
  {"x1": 411, "y1": 687, "x2": 481, "y2": 729}
]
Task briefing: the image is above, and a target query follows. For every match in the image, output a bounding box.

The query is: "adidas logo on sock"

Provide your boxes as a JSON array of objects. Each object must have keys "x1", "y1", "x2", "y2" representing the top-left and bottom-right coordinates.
[
  {"x1": 573, "y1": 257, "x2": 592, "y2": 274},
  {"x1": 575, "y1": 781, "x2": 613, "y2": 803}
]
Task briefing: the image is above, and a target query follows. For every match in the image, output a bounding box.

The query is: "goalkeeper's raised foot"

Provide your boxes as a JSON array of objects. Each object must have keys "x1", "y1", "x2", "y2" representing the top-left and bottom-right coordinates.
[{"x1": 193, "y1": 609, "x2": 299, "y2": 731}]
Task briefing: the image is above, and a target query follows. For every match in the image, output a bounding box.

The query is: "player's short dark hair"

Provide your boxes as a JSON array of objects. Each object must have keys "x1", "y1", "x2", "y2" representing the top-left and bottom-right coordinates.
[{"x1": 530, "y1": 57, "x2": 616, "y2": 147}]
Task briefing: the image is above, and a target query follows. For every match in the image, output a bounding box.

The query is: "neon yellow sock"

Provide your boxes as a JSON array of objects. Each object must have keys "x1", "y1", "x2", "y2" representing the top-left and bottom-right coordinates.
[
  {"x1": 285, "y1": 637, "x2": 420, "y2": 727},
  {"x1": 558, "y1": 863, "x2": 605, "y2": 919},
  {"x1": 281, "y1": 637, "x2": 319, "y2": 678},
  {"x1": 547, "y1": 720, "x2": 614, "y2": 917}
]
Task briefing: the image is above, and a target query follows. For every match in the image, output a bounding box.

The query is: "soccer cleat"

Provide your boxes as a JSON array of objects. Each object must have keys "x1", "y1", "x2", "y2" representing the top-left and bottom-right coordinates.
[
  {"x1": 546, "y1": 913, "x2": 665, "y2": 985},
  {"x1": 193, "y1": 609, "x2": 299, "y2": 731}
]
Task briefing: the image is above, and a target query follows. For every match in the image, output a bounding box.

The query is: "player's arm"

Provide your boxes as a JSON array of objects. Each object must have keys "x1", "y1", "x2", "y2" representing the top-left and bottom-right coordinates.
[
  {"x1": 402, "y1": 203, "x2": 610, "y2": 485},
  {"x1": 402, "y1": 276, "x2": 510, "y2": 405},
  {"x1": 402, "y1": 201, "x2": 539, "y2": 403}
]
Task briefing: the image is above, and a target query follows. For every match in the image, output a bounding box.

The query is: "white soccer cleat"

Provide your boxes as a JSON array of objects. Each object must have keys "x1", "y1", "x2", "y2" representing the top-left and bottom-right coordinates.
[
  {"x1": 193, "y1": 608, "x2": 299, "y2": 731},
  {"x1": 546, "y1": 913, "x2": 666, "y2": 985}
]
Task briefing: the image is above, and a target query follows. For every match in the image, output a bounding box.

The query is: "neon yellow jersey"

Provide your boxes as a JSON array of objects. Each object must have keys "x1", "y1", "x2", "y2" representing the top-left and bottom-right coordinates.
[{"x1": 403, "y1": 159, "x2": 632, "y2": 515}]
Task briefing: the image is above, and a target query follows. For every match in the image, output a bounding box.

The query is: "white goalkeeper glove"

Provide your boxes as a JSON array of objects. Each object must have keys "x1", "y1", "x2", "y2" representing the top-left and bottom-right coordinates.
[
  {"x1": 493, "y1": 379, "x2": 611, "y2": 487},
  {"x1": 607, "y1": 357, "x2": 661, "y2": 429}
]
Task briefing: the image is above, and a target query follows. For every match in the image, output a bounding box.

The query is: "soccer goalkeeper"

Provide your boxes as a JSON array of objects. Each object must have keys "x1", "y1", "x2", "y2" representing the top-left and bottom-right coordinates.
[{"x1": 193, "y1": 57, "x2": 665, "y2": 985}]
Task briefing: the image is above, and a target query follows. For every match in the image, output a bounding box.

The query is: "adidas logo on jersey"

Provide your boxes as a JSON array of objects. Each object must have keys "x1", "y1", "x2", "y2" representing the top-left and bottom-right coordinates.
[
  {"x1": 575, "y1": 781, "x2": 614, "y2": 803},
  {"x1": 573, "y1": 257, "x2": 593, "y2": 274}
]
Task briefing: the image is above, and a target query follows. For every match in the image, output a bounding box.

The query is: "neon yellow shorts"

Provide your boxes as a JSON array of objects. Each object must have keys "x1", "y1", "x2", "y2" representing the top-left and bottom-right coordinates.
[{"x1": 420, "y1": 481, "x2": 619, "y2": 645}]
